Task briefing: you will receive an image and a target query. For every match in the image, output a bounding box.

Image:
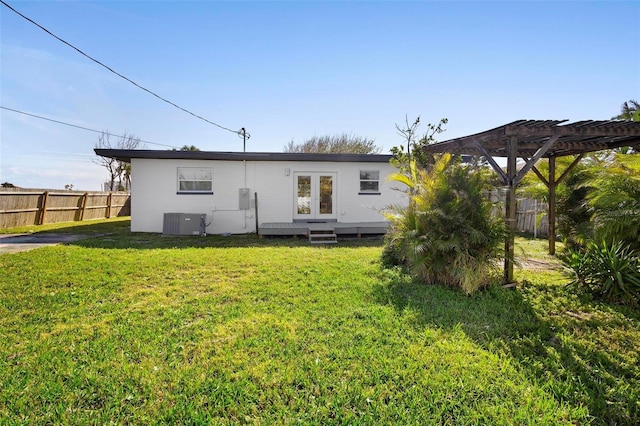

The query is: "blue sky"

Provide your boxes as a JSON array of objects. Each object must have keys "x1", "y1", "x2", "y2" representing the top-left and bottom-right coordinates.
[{"x1": 1, "y1": 1, "x2": 639, "y2": 190}]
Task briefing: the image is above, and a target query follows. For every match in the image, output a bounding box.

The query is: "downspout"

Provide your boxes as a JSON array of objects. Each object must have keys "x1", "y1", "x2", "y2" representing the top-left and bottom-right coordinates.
[{"x1": 243, "y1": 160, "x2": 247, "y2": 229}]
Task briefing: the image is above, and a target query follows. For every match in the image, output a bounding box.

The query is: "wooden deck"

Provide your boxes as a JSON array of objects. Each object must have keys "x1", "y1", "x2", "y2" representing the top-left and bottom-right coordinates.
[{"x1": 258, "y1": 221, "x2": 390, "y2": 237}]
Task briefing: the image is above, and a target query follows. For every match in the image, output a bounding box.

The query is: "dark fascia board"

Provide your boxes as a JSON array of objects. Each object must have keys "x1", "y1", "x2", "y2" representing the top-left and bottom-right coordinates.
[{"x1": 94, "y1": 149, "x2": 394, "y2": 163}]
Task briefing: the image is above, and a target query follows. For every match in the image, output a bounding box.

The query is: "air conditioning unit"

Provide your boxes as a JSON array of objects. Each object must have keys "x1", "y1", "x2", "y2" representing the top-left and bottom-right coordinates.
[{"x1": 163, "y1": 213, "x2": 207, "y2": 236}]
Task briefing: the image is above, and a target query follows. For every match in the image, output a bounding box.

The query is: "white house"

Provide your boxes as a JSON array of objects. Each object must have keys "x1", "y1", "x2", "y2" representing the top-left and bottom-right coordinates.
[{"x1": 94, "y1": 150, "x2": 406, "y2": 238}]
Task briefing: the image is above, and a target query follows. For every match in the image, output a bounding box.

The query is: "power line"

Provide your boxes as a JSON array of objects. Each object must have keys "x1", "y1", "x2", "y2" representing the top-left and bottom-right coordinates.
[
  {"x1": 0, "y1": 0, "x2": 244, "y2": 136},
  {"x1": 1, "y1": 106, "x2": 181, "y2": 149}
]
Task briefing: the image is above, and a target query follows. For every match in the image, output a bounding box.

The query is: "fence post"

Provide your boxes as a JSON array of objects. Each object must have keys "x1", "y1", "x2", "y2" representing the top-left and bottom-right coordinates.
[
  {"x1": 38, "y1": 191, "x2": 49, "y2": 225},
  {"x1": 79, "y1": 192, "x2": 89, "y2": 221},
  {"x1": 106, "y1": 192, "x2": 112, "y2": 219},
  {"x1": 533, "y1": 199, "x2": 537, "y2": 239}
]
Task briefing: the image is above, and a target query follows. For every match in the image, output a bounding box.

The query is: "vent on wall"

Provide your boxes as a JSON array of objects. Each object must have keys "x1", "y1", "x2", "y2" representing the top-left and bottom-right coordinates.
[{"x1": 163, "y1": 213, "x2": 207, "y2": 236}]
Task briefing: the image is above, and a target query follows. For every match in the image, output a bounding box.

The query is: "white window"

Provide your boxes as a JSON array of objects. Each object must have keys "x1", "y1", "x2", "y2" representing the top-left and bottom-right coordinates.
[
  {"x1": 359, "y1": 170, "x2": 380, "y2": 194},
  {"x1": 177, "y1": 167, "x2": 213, "y2": 193}
]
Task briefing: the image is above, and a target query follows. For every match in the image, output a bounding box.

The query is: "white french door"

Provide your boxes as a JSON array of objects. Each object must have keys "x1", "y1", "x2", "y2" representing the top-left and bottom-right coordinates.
[{"x1": 293, "y1": 172, "x2": 337, "y2": 221}]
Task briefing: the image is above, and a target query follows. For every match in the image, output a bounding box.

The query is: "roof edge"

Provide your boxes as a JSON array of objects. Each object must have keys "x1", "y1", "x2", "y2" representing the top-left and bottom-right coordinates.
[{"x1": 94, "y1": 149, "x2": 394, "y2": 163}]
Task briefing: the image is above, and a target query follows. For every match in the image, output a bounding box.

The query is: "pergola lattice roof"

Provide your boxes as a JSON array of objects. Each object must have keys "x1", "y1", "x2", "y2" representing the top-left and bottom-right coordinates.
[{"x1": 423, "y1": 120, "x2": 640, "y2": 158}]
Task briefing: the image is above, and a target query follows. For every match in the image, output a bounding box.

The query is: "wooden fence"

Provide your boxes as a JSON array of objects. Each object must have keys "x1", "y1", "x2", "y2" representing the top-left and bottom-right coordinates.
[
  {"x1": 0, "y1": 189, "x2": 131, "y2": 229},
  {"x1": 490, "y1": 190, "x2": 548, "y2": 237},
  {"x1": 515, "y1": 198, "x2": 549, "y2": 237}
]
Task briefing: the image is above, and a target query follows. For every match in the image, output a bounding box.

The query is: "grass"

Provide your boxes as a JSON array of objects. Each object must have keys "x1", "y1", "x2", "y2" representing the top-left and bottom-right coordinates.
[
  {"x1": 0, "y1": 216, "x2": 132, "y2": 235},
  {"x1": 1, "y1": 219, "x2": 638, "y2": 424}
]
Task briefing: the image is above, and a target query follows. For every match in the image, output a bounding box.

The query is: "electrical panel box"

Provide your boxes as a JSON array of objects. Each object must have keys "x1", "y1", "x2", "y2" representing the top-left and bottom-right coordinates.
[
  {"x1": 239, "y1": 188, "x2": 251, "y2": 210},
  {"x1": 163, "y1": 213, "x2": 207, "y2": 236}
]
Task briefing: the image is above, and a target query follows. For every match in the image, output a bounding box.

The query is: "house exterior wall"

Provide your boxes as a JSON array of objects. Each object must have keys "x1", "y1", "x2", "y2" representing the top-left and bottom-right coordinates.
[{"x1": 130, "y1": 158, "x2": 405, "y2": 234}]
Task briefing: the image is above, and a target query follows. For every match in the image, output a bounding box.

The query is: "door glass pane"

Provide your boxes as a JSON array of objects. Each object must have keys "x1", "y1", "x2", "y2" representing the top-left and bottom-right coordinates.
[
  {"x1": 319, "y1": 175, "x2": 333, "y2": 215},
  {"x1": 297, "y1": 176, "x2": 311, "y2": 214}
]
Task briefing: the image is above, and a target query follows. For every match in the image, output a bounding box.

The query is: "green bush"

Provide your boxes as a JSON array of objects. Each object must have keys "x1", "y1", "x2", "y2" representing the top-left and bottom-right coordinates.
[
  {"x1": 585, "y1": 158, "x2": 640, "y2": 252},
  {"x1": 560, "y1": 240, "x2": 640, "y2": 306},
  {"x1": 384, "y1": 154, "x2": 506, "y2": 294},
  {"x1": 519, "y1": 153, "x2": 640, "y2": 252}
]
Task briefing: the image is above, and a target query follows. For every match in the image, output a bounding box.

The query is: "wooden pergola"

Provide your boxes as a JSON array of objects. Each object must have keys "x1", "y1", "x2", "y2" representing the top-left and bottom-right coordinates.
[{"x1": 422, "y1": 119, "x2": 640, "y2": 283}]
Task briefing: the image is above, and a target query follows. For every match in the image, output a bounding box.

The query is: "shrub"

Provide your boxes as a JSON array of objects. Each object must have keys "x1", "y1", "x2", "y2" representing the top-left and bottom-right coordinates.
[
  {"x1": 585, "y1": 157, "x2": 640, "y2": 252},
  {"x1": 560, "y1": 240, "x2": 640, "y2": 306},
  {"x1": 384, "y1": 154, "x2": 506, "y2": 294},
  {"x1": 519, "y1": 153, "x2": 640, "y2": 252}
]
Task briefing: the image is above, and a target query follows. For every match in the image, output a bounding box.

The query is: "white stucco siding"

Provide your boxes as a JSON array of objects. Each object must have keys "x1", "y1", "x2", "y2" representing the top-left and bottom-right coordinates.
[
  {"x1": 336, "y1": 162, "x2": 403, "y2": 222},
  {"x1": 131, "y1": 158, "x2": 258, "y2": 233},
  {"x1": 251, "y1": 161, "x2": 403, "y2": 224},
  {"x1": 130, "y1": 158, "x2": 405, "y2": 234},
  {"x1": 250, "y1": 161, "x2": 295, "y2": 224}
]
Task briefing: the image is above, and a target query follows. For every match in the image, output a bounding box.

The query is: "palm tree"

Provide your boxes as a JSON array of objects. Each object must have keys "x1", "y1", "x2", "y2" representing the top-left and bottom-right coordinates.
[
  {"x1": 584, "y1": 153, "x2": 640, "y2": 251},
  {"x1": 613, "y1": 100, "x2": 640, "y2": 121},
  {"x1": 384, "y1": 154, "x2": 506, "y2": 294}
]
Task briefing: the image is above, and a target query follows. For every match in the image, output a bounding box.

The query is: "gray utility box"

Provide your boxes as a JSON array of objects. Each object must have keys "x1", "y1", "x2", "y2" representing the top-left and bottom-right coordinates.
[
  {"x1": 163, "y1": 213, "x2": 207, "y2": 236},
  {"x1": 239, "y1": 188, "x2": 251, "y2": 210}
]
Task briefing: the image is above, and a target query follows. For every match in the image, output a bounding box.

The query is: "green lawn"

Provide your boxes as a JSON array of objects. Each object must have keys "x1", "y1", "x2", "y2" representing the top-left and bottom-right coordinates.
[{"x1": 1, "y1": 219, "x2": 638, "y2": 424}]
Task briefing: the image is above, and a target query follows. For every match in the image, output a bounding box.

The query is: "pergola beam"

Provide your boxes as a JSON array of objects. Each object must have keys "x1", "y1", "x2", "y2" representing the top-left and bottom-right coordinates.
[
  {"x1": 556, "y1": 154, "x2": 584, "y2": 185},
  {"x1": 475, "y1": 142, "x2": 509, "y2": 184},
  {"x1": 529, "y1": 163, "x2": 549, "y2": 187},
  {"x1": 514, "y1": 134, "x2": 560, "y2": 185}
]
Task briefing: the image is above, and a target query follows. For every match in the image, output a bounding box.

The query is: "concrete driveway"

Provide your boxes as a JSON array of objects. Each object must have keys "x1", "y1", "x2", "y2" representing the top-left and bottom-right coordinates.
[{"x1": 0, "y1": 233, "x2": 95, "y2": 254}]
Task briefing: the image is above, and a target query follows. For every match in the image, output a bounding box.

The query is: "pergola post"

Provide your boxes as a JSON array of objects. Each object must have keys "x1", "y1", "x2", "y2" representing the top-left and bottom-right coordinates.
[
  {"x1": 504, "y1": 137, "x2": 518, "y2": 283},
  {"x1": 548, "y1": 153, "x2": 583, "y2": 255},
  {"x1": 548, "y1": 156, "x2": 556, "y2": 255}
]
